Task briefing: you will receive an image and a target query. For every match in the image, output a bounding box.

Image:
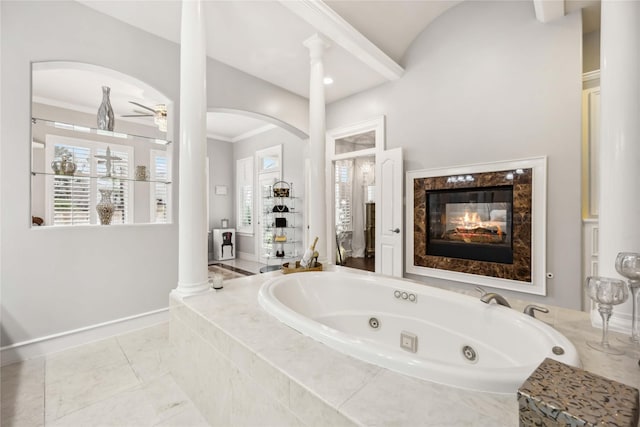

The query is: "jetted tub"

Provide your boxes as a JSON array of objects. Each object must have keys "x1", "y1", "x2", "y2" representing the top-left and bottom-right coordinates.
[{"x1": 258, "y1": 271, "x2": 580, "y2": 394}]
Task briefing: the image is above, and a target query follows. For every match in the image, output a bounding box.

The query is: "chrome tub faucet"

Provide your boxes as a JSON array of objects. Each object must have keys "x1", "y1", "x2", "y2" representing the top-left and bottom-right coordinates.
[
  {"x1": 475, "y1": 286, "x2": 511, "y2": 308},
  {"x1": 480, "y1": 292, "x2": 512, "y2": 308}
]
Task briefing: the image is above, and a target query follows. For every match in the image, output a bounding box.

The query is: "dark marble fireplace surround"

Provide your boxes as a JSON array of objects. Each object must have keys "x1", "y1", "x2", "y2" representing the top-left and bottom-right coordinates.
[{"x1": 413, "y1": 168, "x2": 533, "y2": 282}]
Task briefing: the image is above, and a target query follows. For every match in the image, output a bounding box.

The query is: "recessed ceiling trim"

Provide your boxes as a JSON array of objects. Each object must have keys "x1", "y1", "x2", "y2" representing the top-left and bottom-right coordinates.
[
  {"x1": 279, "y1": 0, "x2": 404, "y2": 81},
  {"x1": 207, "y1": 133, "x2": 234, "y2": 143},
  {"x1": 533, "y1": 0, "x2": 565, "y2": 23},
  {"x1": 232, "y1": 124, "x2": 277, "y2": 143}
]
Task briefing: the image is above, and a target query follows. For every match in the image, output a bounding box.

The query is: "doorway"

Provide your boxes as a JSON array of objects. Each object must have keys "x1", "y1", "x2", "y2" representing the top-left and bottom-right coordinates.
[{"x1": 334, "y1": 156, "x2": 376, "y2": 272}]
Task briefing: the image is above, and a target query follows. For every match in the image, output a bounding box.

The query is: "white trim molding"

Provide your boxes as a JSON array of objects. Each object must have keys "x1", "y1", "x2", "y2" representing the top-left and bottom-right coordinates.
[
  {"x1": 279, "y1": 0, "x2": 403, "y2": 81},
  {"x1": 582, "y1": 70, "x2": 600, "y2": 83},
  {"x1": 1, "y1": 308, "x2": 169, "y2": 366}
]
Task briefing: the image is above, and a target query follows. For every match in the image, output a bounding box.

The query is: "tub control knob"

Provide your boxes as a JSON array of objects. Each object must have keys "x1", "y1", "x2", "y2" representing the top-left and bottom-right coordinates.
[
  {"x1": 408, "y1": 294, "x2": 416, "y2": 302},
  {"x1": 401, "y1": 292, "x2": 408, "y2": 300},
  {"x1": 394, "y1": 290, "x2": 401, "y2": 298}
]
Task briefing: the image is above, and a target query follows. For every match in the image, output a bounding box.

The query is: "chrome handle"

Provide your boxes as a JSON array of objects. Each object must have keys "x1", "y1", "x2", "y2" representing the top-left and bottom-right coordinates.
[
  {"x1": 523, "y1": 304, "x2": 549, "y2": 318},
  {"x1": 389, "y1": 228, "x2": 400, "y2": 234}
]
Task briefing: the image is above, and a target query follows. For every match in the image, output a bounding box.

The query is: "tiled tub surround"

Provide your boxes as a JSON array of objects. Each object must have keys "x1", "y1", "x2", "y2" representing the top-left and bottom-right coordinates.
[{"x1": 170, "y1": 267, "x2": 640, "y2": 426}]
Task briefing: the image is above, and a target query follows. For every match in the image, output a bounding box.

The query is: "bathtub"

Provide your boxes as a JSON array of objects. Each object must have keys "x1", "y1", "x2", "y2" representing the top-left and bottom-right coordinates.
[{"x1": 258, "y1": 271, "x2": 581, "y2": 394}]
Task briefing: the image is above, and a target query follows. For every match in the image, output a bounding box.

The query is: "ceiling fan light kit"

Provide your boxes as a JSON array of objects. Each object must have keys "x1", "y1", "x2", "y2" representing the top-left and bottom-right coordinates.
[{"x1": 122, "y1": 101, "x2": 167, "y2": 132}]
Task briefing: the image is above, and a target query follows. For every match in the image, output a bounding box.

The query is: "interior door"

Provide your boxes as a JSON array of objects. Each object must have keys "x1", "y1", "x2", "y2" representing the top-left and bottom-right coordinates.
[{"x1": 375, "y1": 147, "x2": 403, "y2": 277}]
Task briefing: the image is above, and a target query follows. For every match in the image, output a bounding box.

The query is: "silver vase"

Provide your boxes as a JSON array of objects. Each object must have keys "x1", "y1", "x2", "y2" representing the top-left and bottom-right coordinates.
[
  {"x1": 97, "y1": 86, "x2": 115, "y2": 131},
  {"x1": 96, "y1": 189, "x2": 114, "y2": 225}
]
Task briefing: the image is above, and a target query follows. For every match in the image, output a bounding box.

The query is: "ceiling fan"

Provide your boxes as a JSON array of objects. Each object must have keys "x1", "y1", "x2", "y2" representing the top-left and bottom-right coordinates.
[{"x1": 122, "y1": 101, "x2": 167, "y2": 132}]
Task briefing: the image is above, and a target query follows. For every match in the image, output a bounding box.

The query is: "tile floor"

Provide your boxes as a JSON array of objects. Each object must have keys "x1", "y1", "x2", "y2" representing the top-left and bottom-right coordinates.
[
  {"x1": 214, "y1": 258, "x2": 265, "y2": 275},
  {"x1": 1, "y1": 323, "x2": 210, "y2": 427}
]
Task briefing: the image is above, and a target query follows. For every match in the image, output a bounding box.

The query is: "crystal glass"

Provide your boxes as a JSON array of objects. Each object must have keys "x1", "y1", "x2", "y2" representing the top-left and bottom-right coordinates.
[
  {"x1": 615, "y1": 252, "x2": 640, "y2": 344},
  {"x1": 586, "y1": 276, "x2": 628, "y2": 355}
]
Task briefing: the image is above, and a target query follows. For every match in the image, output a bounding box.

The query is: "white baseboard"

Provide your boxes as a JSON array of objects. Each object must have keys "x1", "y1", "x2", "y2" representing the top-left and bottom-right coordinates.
[{"x1": 1, "y1": 308, "x2": 169, "y2": 366}]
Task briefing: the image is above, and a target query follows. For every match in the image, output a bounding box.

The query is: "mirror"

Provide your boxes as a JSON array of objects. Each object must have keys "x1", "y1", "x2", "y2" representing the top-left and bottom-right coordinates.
[{"x1": 31, "y1": 62, "x2": 173, "y2": 227}]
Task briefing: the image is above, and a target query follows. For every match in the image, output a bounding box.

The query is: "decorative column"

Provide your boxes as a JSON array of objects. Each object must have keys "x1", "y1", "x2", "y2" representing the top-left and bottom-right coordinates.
[
  {"x1": 303, "y1": 34, "x2": 330, "y2": 261},
  {"x1": 175, "y1": 0, "x2": 209, "y2": 297},
  {"x1": 597, "y1": 0, "x2": 640, "y2": 331}
]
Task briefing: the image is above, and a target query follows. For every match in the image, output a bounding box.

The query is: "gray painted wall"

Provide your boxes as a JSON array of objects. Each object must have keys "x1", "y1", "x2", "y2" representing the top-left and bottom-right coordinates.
[
  {"x1": 233, "y1": 127, "x2": 306, "y2": 260},
  {"x1": 207, "y1": 138, "x2": 234, "y2": 231},
  {"x1": 1, "y1": 1, "x2": 308, "y2": 346},
  {"x1": 326, "y1": 1, "x2": 583, "y2": 309}
]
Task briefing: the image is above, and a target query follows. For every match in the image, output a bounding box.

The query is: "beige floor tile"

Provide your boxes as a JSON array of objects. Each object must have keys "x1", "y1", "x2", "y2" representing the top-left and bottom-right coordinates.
[
  {"x1": 45, "y1": 360, "x2": 140, "y2": 422},
  {"x1": 2, "y1": 325, "x2": 206, "y2": 427},
  {"x1": 152, "y1": 403, "x2": 210, "y2": 427},
  {"x1": 1, "y1": 391, "x2": 44, "y2": 427},
  {"x1": 47, "y1": 373, "x2": 196, "y2": 427},
  {"x1": 1, "y1": 358, "x2": 45, "y2": 403},
  {"x1": 46, "y1": 338, "x2": 129, "y2": 384},
  {"x1": 1, "y1": 358, "x2": 45, "y2": 427},
  {"x1": 47, "y1": 385, "x2": 154, "y2": 427},
  {"x1": 117, "y1": 323, "x2": 172, "y2": 383},
  {"x1": 1, "y1": 358, "x2": 45, "y2": 383}
]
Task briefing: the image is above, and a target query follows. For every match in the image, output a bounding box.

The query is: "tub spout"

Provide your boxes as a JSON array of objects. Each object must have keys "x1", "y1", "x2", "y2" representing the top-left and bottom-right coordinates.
[{"x1": 480, "y1": 293, "x2": 511, "y2": 308}]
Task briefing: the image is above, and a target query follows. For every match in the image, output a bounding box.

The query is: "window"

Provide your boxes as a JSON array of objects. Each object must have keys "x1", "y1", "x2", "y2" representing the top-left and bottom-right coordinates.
[
  {"x1": 335, "y1": 159, "x2": 353, "y2": 233},
  {"x1": 236, "y1": 157, "x2": 254, "y2": 235},
  {"x1": 150, "y1": 149, "x2": 171, "y2": 224},
  {"x1": 45, "y1": 135, "x2": 133, "y2": 226}
]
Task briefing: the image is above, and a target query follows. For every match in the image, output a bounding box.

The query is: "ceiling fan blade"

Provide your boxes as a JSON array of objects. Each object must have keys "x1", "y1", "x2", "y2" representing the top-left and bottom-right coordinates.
[
  {"x1": 122, "y1": 114, "x2": 153, "y2": 117},
  {"x1": 128, "y1": 101, "x2": 157, "y2": 113}
]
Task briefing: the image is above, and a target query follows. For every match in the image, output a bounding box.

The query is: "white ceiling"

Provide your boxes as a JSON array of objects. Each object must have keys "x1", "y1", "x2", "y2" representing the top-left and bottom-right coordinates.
[{"x1": 36, "y1": 0, "x2": 600, "y2": 141}]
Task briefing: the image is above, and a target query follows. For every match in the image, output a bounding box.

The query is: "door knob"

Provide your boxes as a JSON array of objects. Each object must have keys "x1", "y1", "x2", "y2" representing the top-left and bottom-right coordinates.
[{"x1": 389, "y1": 228, "x2": 400, "y2": 234}]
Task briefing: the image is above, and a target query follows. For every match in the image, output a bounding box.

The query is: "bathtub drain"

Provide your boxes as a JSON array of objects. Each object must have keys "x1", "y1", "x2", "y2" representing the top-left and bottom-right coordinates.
[
  {"x1": 369, "y1": 317, "x2": 380, "y2": 329},
  {"x1": 462, "y1": 345, "x2": 477, "y2": 362}
]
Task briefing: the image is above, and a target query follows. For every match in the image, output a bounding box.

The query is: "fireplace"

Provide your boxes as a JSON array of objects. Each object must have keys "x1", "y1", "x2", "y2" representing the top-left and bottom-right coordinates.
[
  {"x1": 426, "y1": 186, "x2": 513, "y2": 264},
  {"x1": 406, "y1": 158, "x2": 547, "y2": 295}
]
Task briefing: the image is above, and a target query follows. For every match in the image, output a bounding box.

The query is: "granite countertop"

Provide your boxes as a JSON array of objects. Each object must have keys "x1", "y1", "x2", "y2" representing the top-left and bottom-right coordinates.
[{"x1": 180, "y1": 266, "x2": 640, "y2": 426}]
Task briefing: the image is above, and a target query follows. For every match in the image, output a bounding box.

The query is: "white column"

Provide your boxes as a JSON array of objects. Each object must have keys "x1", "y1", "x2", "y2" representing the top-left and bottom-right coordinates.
[
  {"x1": 598, "y1": 0, "x2": 640, "y2": 331},
  {"x1": 175, "y1": 0, "x2": 209, "y2": 297},
  {"x1": 303, "y1": 34, "x2": 330, "y2": 260}
]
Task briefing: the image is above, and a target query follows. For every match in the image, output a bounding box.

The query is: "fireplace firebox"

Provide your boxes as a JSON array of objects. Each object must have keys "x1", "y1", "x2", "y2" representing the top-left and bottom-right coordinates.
[
  {"x1": 407, "y1": 157, "x2": 547, "y2": 295},
  {"x1": 426, "y1": 186, "x2": 513, "y2": 264}
]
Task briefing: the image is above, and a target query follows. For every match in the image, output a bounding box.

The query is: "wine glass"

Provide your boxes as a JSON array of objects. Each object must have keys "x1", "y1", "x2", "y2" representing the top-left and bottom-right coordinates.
[
  {"x1": 615, "y1": 252, "x2": 640, "y2": 345},
  {"x1": 586, "y1": 276, "x2": 629, "y2": 355}
]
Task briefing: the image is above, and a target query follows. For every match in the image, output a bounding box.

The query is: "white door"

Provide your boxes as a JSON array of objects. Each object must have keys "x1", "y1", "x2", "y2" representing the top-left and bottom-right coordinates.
[{"x1": 375, "y1": 147, "x2": 403, "y2": 277}]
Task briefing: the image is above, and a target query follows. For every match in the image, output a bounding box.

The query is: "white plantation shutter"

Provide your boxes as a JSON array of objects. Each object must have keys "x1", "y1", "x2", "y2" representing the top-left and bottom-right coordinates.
[
  {"x1": 46, "y1": 136, "x2": 133, "y2": 225},
  {"x1": 335, "y1": 159, "x2": 353, "y2": 232},
  {"x1": 151, "y1": 150, "x2": 170, "y2": 223},
  {"x1": 51, "y1": 144, "x2": 91, "y2": 225},
  {"x1": 52, "y1": 175, "x2": 91, "y2": 225},
  {"x1": 236, "y1": 157, "x2": 254, "y2": 234}
]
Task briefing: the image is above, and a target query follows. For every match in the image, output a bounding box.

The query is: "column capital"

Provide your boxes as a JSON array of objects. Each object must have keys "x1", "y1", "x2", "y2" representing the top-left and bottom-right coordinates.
[{"x1": 303, "y1": 33, "x2": 331, "y2": 60}]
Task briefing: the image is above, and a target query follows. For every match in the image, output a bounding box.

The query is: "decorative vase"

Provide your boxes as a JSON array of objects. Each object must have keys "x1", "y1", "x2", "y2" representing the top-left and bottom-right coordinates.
[
  {"x1": 96, "y1": 189, "x2": 114, "y2": 225},
  {"x1": 51, "y1": 154, "x2": 76, "y2": 175},
  {"x1": 97, "y1": 86, "x2": 115, "y2": 131}
]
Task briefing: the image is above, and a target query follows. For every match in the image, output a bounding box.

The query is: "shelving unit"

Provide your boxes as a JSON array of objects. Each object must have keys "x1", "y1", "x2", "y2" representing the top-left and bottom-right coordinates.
[
  {"x1": 32, "y1": 117, "x2": 171, "y2": 146},
  {"x1": 31, "y1": 116, "x2": 172, "y2": 226},
  {"x1": 31, "y1": 170, "x2": 171, "y2": 184},
  {"x1": 261, "y1": 181, "x2": 300, "y2": 272}
]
